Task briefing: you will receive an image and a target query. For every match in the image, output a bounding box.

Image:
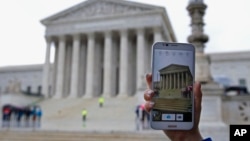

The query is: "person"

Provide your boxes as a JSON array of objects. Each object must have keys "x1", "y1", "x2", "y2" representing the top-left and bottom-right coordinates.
[
  {"x1": 135, "y1": 105, "x2": 141, "y2": 130},
  {"x1": 31, "y1": 106, "x2": 37, "y2": 127},
  {"x1": 98, "y1": 96, "x2": 104, "y2": 107},
  {"x1": 24, "y1": 106, "x2": 31, "y2": 127},
  {"x1": 143, "y1": 73, "x2": 212, "y2": 141},
  {"x1": 2, "y1": 105, "x2": 11, "y2": 127},
  {"x1": 81, "y1": 108, "x2": 87, "y2": 122},
  {"x1": 36, "y1": 107, "x2": 42, "y2": 127}
]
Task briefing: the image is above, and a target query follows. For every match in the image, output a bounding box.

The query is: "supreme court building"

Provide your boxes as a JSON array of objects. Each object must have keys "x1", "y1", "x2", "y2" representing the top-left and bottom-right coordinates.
[
  {"x1": 41, "y1": 0, "x2": 176, "y2": 98},
  {"x1": 158, "y1": 64, "x2": 193, "y2": 90}
]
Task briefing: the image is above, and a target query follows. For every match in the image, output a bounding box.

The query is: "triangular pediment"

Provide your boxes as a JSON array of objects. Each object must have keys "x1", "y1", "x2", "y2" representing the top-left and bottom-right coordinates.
[
  {"x1": 41, "y1": 0, "x2": 163, "y2": 24},
  {"x1": 159, "y1": 64, "x2": 190, "y2": 74}
]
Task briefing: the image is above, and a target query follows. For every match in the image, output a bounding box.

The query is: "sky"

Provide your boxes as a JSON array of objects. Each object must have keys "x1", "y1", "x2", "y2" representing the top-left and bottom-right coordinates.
[{"x1": 0, "y1": 0, "x2": 249, "y2": 67}]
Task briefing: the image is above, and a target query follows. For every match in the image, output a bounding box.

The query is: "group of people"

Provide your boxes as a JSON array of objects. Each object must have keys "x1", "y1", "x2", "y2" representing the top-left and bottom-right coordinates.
[
  {"x1": 181, "y1": 85, "x2": 193, "y2": 98},
  {"x1": 2, "y1": 104, "x2": 42, "y2": 128},
  {"x1": 135, "y1": 104, "x2": 150, "y2": 130}
]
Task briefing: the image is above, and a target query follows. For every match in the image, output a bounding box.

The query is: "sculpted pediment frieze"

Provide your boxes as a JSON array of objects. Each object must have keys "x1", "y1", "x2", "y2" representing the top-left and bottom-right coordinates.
[{"x1": 42, "y1": 0, "x2": 158, "y2": 24}]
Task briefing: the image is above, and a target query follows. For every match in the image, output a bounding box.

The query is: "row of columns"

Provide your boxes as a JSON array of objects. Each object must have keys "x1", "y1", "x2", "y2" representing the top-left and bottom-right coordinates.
[
  {"x1": 160, "y1": 72, "x2": 189, "y2": 90},
  {"x1": 42, "y1": 27, "x2": 165, "y2": 98}
]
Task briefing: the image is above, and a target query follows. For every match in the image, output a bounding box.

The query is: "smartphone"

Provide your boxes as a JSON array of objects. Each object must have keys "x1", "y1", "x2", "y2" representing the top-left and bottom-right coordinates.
[{"x1": 150, "y1": 42, "x2": 195, "y2": 130}]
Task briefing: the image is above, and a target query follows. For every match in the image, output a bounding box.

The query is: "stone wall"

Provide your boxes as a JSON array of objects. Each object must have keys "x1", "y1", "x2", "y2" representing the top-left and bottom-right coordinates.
[{"x1": 222, "y1": 95, "x2": 250, "y2": 124}]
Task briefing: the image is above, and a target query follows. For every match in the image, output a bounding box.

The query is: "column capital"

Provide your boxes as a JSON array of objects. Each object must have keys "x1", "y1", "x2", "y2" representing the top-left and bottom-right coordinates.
[
  {"x1": 136, "y1": 28, "x2": 145, "y2": 34},
  {"x1": 120, "y1": 29, "x2": 128, "y2": 36},
  {"x1": 87, "y1": 32, "x2": 95, "y2": 38},
  {"x1": 45, "y1": 36, "x2": 52, "y2": 42},
  {"x1": 153, "y1": 26, "x2": 162, "y2": 33},
  {"x1": 73, "y1": 34, "x2": 81, "y2": 40},
  {"x1": 104, "y1": 30, "x2": 112, "y2": 35},
  {"x1": 58, "y1": 35, "x2": 66, "y2": 41}
]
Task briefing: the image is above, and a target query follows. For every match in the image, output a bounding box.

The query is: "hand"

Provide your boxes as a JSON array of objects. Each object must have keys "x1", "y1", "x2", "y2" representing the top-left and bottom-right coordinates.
[{"x1": 144, "y1": 74, "x2": 203, "y2": 141}]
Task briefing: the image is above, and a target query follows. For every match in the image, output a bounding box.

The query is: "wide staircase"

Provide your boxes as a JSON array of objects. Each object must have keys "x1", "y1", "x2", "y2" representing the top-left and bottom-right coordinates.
[
  {"x1": 0, "y1": 130, "x2": 168, "y2": 141},
  {"x1": 152, "y1": 98, "x2": 192, "y2": 112},
  {"x1": 0, "y1": 96, "x2": 170, "y2": 141},
  {"x1": 40, "y1": 97, "x2": 138, "y2": 131}
]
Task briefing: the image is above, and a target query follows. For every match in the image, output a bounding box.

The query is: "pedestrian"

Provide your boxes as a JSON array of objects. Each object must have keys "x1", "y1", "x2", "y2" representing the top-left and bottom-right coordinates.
[
  {"x1": 81, "y1": 108, "x2": 87, "y2": 122},
  {"x1": 16, "y1": 108, "x2": 23, "y2": 127},
  {"x1": 24, "y1": 107, "x2": 31, "y2": 127},
  {"x1": 36, "y1": 107, "x2": 42, "y2": 127},
  {"x1": 98, "y1": 96, "x2": 104, "y2": 107},
  {"x1": 2, "y1": 105, "x2": 11, "y2": 127},
  {"x1": 31, "y1": 106, "x2": 37, "y2": 127},
  {"x1": 135, "y1": 105, "x2": 140, "y2": 130}
]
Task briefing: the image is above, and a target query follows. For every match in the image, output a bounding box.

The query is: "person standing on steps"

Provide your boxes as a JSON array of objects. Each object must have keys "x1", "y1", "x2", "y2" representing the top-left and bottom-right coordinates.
[
  {"x1": 98, "y1": 96, "x2": 104, "y2": 108},
  {"x1": 81, "y1": 108, "x2": 87, "y2": 122}
]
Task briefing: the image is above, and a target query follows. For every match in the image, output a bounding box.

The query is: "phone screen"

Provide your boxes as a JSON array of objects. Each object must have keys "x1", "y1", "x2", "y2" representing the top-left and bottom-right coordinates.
[{"x1": 151, "y1": 42, "x2": 195, "y2": 129}]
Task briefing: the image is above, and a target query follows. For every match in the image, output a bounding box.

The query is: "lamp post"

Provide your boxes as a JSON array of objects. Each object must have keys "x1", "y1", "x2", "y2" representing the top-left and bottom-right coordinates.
[{"x1": 187, "y1": 0, "x2": 212, "y2": 83}]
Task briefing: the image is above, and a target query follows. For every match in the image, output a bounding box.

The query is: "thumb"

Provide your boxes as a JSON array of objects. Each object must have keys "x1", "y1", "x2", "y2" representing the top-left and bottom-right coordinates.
[{"x1": 146, "y1": 73, "x2": 152, "y2": 89}]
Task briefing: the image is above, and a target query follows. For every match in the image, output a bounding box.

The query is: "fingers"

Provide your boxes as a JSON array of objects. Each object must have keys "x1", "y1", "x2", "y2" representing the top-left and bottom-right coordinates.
[
  {"x1": 146, "y1": 74, "x2": 152, "y2": 89},
  {"x1": 144, "y1": 74, "x2": 154, "y2": 113},
  {"x1": 144, "y1": 89, "x2": 154, "y2": 101},
  {"x1": 144, "y1": 101, "x2": 155, "y2": 113},
  {"x1": 194, "y1": 82, "x2": 202, "y2": 118},
  {"x1": 193, "y1": 82, "x2": 202, "y2": 127}
]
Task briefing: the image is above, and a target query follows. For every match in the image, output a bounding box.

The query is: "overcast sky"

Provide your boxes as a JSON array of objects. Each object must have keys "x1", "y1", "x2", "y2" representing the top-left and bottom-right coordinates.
[{"x1": 0, "y1": 0, "x2": 249, "y2": 67}]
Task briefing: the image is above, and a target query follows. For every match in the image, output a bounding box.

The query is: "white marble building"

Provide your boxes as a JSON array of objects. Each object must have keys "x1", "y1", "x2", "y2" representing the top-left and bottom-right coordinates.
[
  {"x1": 209, "y1": 51, "x2": 250, "y2": 91},
  {"x1": 0, "y1": 0, "x2": 249, "y2": 98},
  {"x1": 1, "y1": 50, "x2": 249, "y2": 97},
  {"x1": 40, "y1": 0, "x2": 176, "y2": 98},
  {"x1": 0, "y1": 65, "x2": 43, "y2": 95}
]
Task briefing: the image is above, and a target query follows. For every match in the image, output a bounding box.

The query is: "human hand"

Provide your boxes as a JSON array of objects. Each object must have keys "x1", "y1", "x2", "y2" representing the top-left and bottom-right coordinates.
[{"x1": 144, "y1": 73, "x2": 203, "y2": 141}]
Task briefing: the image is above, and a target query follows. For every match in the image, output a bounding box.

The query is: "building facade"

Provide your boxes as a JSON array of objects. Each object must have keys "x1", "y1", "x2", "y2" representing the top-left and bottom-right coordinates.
[
  {"x1": 0, "y1": 65, "x2": 43, "y2": 95},
  {"x1": 158, "y1": 64, "x2": 192, "y2": 90},
  {"x1": 209, "y1": 51, "x2": 250, "y2": 91},
  {"x1": 40, "y1": 0, "x2": 176, "y2": 98}
]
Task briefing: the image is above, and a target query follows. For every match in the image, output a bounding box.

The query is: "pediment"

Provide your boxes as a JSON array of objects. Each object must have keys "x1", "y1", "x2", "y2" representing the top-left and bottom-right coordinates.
[
  {"x1": 41, "y1": 0, "x2": 162, "y2": 24},
  {"x1": 159, "y1": 64, "x2": 190, "y2": 73}
]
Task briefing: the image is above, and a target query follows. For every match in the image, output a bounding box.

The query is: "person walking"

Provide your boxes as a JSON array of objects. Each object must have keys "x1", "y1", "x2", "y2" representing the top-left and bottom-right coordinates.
[
  {"x1": 98, "y1": 96, "x2": 104, "y2": 107},
  {"x1": 36, "y1": 107, "x2": 42, "y2": 128},
  {"x1": 81, "y1": 108, "x2": 87, "y2": 122}
]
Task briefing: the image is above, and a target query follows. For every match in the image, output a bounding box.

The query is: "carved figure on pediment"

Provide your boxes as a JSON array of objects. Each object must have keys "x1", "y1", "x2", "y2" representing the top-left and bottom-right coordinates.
[
  {"x1": 54, "y1": 1, "x2": 149, "y2": 22},
  {"x1": 5, "y1": 79, "x2": 21, "y2": 94}
]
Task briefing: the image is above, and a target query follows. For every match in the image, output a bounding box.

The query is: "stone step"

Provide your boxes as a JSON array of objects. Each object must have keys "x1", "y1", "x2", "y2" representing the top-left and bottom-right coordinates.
[
  {"x1": 0, "y1": 130, "x2": 169, "y2": 141},
  {"x1": 152, "y1": 98, "x2": 191, "y2": 112},
  {"x1": 39, "y1": 97, "x2": 139, "y2": 131}
]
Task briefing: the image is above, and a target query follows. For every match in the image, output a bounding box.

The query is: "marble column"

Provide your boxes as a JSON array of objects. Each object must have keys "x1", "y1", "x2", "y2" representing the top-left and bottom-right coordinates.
[
  {"x1": 85, "y1": 33, "x2": 95, "y2": 97},
  {"x1": 78, "y1": 40, "x2": 87, "y2": 97},
  {"x1": 170, "y1": 73, "x2": 172, "y2": 89},
  {"x1": 55, "y1": 36, "x2": 66, "y2": 98},
  {"x1": 42, "y1": 36, "x2": 51, "y2": 98},
  {"x1": 103, "y1": 31, "x2": 115, "y2": 97},
  {"x1": 52, "y1": 45, "x2": 59, "y2": 96},
  {"x1": 166, "y1": 74, "x2": 168, "y2": 89},
  {"x1": 119, "y1": 30, "x2": 130, "y2": 97},
  {"x1": 186, "y1": 72, "x2": 188, "y2": 86},
  {"x1": 136, "y1": 28, "x2": 146, "y2": 91},
  {"x1": 154, "y1": 27, "x2": 163, "y2": 42},
  {"x1": 69, "y1": 34, "x2": 80, "y2": 98},
  {"x1": 174, "y1": 73, "x2": 176, "y2": 89}
]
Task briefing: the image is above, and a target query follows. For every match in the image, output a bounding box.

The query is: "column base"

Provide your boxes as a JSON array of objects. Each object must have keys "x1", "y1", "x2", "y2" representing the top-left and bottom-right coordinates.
[
  {"x1": 67, "y1": 93, "x2": 78, "y2": 98},
  {"x1": 117, "y1": 93, "x2": 129, "y2": 98},
  {"x1": 83, "y1": 93, "x2": 93, "y2": 98},
  {"x1": 53, "y1": 93, "x2": 62, "y2": 99}
]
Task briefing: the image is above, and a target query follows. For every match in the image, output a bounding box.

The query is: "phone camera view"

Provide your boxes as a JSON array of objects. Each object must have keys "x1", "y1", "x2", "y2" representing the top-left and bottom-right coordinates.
[{"x1": 152, "y1": 49, "x2": 194, "y2": 122}]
